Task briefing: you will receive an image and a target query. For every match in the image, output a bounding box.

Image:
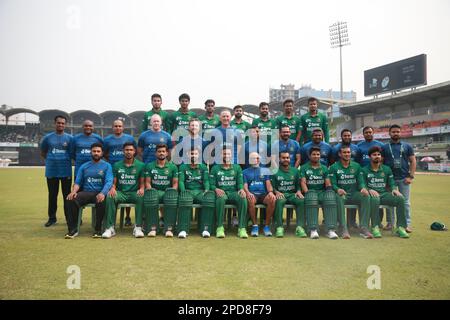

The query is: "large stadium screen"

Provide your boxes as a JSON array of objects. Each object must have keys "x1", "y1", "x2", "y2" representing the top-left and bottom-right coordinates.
[{"x1": 364, "y1": 54, "x2": 427, "y2": 96}]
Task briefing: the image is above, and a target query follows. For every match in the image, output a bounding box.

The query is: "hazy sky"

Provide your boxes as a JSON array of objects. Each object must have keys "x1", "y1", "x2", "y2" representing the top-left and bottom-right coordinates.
[{"x1": 1, "y1": 0, "x2": 449, "y2": 113}]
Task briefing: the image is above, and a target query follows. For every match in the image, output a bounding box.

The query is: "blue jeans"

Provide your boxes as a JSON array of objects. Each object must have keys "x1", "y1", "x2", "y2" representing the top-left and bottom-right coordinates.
[{"x1": 396, "y1": 179, "x2": 411, "y2": 226}]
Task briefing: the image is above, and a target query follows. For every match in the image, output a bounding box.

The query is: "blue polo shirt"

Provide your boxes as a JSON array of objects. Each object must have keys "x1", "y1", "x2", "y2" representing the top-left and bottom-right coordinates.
[
  {"x1": 301, "y1": 141, "x2": 333, "y2": 167},
  {"x1": 75, "y1": 159, "x2": 113, "y2": 196},
  {"x1": 272, "y1": 138, "x2": 301, "y2": 167},
  {"x1": 40, "y1": 132, "x2": 73, "y2": 178},
  {"x1": 207, "y1": 127, "x2": 240, "y2": 164},
  {"x1": 382, "y1": 141, "x2": 414, "y2": 180},
  {"x1": 72, "y1": 133, "x2": 104, "y2": 177},
  {"x1": 244, "y1": 139, "x2": 270, "y2": 168},
  {"x1": 137, "y1": 129, "x2": 172, "y2": 164},
  {"x1": 103, "y1": 134, "x2": 136, "y2": 166},
  {"x1": 357, "y1": 140, "x2": 384, "y2": 167},
  {"x1": 243, "y1": 166, "x2": 271, "y2": 196},
  {"x1": 173, "y1": 136, "x2": 208, "y2": 165},
  {"x1": 332, "y1": 143, "x2": 361, "y2": 163}
]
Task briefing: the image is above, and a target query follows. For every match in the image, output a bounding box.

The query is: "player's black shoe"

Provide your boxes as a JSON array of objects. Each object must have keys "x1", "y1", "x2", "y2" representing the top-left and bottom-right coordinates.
[
  {"x1": 65, "y1": 230, "x2": 79, "y2": 239},
  {"x1": 44, "y1": 220, "x2": 57, "y2": 227}
]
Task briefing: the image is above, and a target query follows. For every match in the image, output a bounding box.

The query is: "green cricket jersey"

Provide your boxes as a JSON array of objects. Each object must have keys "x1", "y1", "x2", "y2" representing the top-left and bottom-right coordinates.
[
  {"x1": 144, "y1": 161, "x2": 178, "y2": 191},
  {"x1": 276, "y1": 115, "x2": 302, "y2": 140},
  {"x1": 199, "y1": 114, "x2": 221, "y2": 131},
  {"x1": 300, "y1": 112, "x2": 329, "y2": 143},
  {"x1": 271, "y1": 166, "x2": 300, "y2": 194},
  {"x1": 299, "y1": 162, "x2": 329, "y2": 191},
  {"x1": 252, "y1": 118, "x2": 278, "y2": 137},
  {"x1": 113, "y1": 159, "x2": 145, "y2": 192},
  {"x1": 231, "y1": 119, "x2": 251, "y2": 132},
  {"x1": 209, "y1": 164, "x2": 243, "y2": 192},
  {"x1": 179, "y1": 163, "x2": 210, "y2": 191},
  {"x1": 169, "y1": 109, "x2": 197, "y2": 133},
  {"x1": 362, "y1": 164, "x2": 397, "y2": 194},
  {"x1": 141, "y1": 109, "x2": 170, "y2": 132},
  {"x1": 328, "y1": 161, "x2": 365, "y2": 193}
]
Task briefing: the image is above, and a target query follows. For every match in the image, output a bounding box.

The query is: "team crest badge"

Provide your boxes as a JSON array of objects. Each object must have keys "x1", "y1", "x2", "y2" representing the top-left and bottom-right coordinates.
[
  {"x1": 160, "y1": 138, "x2": 164, "y2": 142},
  {"x1": 63, "y1": 142, "x2": 68, "y2": 147},
  {"x1": 381, "y1": 172, "x2": 385, "y2": 177},
  {"x1": 165, "y1": 169, "x2": 169, "y2": 174},
  {"x1": 350, "y1": 169, "x2": 355, "y2": 173},
  {"x1": 98, "y1": 170, "x2": 104, "y2": 176}
]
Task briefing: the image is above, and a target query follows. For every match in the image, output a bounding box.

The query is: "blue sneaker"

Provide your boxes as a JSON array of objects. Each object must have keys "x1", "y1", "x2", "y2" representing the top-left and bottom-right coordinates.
[
  {"x1": 251, "y1": 225, "x2": 259, "y2": 237},
  {"x1": 263, "y1": 226, "x2": 272, "y2": 237}
]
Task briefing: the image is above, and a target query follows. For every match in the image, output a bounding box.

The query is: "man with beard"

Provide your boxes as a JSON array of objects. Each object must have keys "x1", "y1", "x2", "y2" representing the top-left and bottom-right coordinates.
[
  {"x1": 362, "y1": 146, "x2": 409, "y2": 239},
  {"x1": 276, "y1": 99, "x2": 302, "y2": 142},
  {"x1": 300, "y1": 97, "x2": 329, "y2": 144},
  {"x1": 252, "y1": 102, "x2": 278, "y2": 147},
  {"x1": 231, "y1": 105, "x2": 251, "y2": 133},
  {"x1": 271, "y1": 151, "x2": 306, "y2": 238},
  {"x1": 178, "y1": 147, "x2": 215, "y2": 238},
  {"x1": 300, "y1": 147, "x2": 338, "y2": 239},
  {"x1": 141, "y1": 93, "x2": 170, "y2": 132},
  {"x1": 143, "y1": 144, "x2": 179, "y2": 237},
  {"x1": 65, "y1": 143, "x2": 113, "y2": 239},
  {"x1": 71, "y1": 119, "x2": 103, "y2": 177},
  {"x1": 40, "y1": 115, "x2": 73, "y2": 227},
  {"x1": 301, "y1": 128, "x2": 333, "y2": 167},
  {"x1": 103, "y1": 119, "x2": 136, "y2": 226},
  {"x1": 328, "y1": 145, "x2": 371, "y2": 239},
  {"x1": 382, "y1": 124, "x2": 416, "y2": 233},
  {"x1": 271, "y1": 125, "x2": 301, "y2": 169},
  {"x1": 209, "y1": 148, "x2": 248, "y2": 238},
  {"x1": 102, "y1": 142, "x2": 145, "y2": 239}
]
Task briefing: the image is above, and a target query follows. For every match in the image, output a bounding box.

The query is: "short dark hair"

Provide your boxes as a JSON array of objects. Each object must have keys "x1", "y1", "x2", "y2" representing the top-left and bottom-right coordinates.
[
  {"x1": 179, "y1": 93, "x2": 190, "y2": 102},
  {"x1": 389, "y1": 124, "x2": 401, "y2": 131},
  {"x1": 283, "y1": 99, "x2": 294, "y2": 106},
  {"x1": 280, "y1": 125, "x2": 291, "y2": 130},
  {"x1": 204, "y1": 99, "x2": 215, "y2": 106},
  {"x1": 233, "y1": 105, "x2": 243, "y2": 111},
  {"x1": 307, "y1": 97, "x2": 318, "y2": 104},
  {"x1": 151, "y1": 93, "x2": 162, "y2": 100},
  {"x1": 312, "y1": 128, "x2": 323, "y2": 134},
  {"x1": 54, "y1": 115, "x2": 67, "y2": 122},
  {"x1": 156, "y1": 144, "x2": 169, "y2": 152},
  {"x1": 363, "y1": 126, "x2": 374, "y2": 133},
  {"x1": 190, "y1": 146, "x2": 201, "y2": 153},
  {"x1": 339, "y1": 144, "x2": 351, "y2": 153},
  {"x1": 259, "y1": 102, "x2": 269, "y2": 109},
  {"x1": 91, "y1": 142, "x2": 103, "y2": 150},
  {"x1": 309, "y1": 146, "x2": 321, "y2": 155},
  {"x1": 279, "y1": 151, "x2": 290, "y2": 157},
  {"x1": 340, "y1": 128, "x2": 352, "y2": 137},
  {"x1": 368, "y1": 146, "x2": 382, "y2": 156},
  {"x1": 123, "y1": 142, "x2": 136, "y2": 149}
]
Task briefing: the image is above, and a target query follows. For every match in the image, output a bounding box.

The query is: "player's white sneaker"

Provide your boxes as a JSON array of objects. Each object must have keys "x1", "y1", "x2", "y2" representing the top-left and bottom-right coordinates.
[
  {"x1": 165, "y1": 230, "x2": 174, "y2": 238},
  {"x1": 102, "y1": 227, "x2": 115, "y2": 239},
  {"x1": 147, "y1": 229, "x2": 157, "y2": 237},
  {"x1": 133, "y1": 226, "x2": 144, "y2": 238},
  {"x1": 327, "y1": 230, "x2": 339, "y2": 239},
  {"x1": 310, "y1": 230, "x2": 319, "y2": 239},
  {"x1": 178, "y1": 231, "x2": 187, "y2": 239},
  {"x1": 202, "y1": 230, "x2": 210, "y2": 238}
]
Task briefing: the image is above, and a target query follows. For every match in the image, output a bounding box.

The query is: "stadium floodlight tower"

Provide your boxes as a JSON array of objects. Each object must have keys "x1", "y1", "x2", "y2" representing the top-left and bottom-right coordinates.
[{"x1": 329, "y1": 21, "x2": 350, "y2": 121}]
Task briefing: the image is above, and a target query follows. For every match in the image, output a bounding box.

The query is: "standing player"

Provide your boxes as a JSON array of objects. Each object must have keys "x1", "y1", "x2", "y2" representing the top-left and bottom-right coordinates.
[
  {"x1": 65, "y1": 143, "x2": 113, "y2": 239},
  {"x1": 102, "y1": 142, "x2": 145, "y2": 239},
  {"x1": 271, "y1": 151, "x2": 306, "y2": 238},
  {"x1": 300, "y1": 147, "x2": 339, "y2": 239},
  {"x1": 199, "y1": 99, "x2": 220, "y2": 132},
  {"x1": 178, "y1": 147, "x2": 216, "y2": 238},
  {"x1": 173, "y1": 118, "x2": 208, "y2": 165},
  {"x1": 362, "y1": 146, "x2": 409, "y2": 239},
  {"x1": 103, "y1": 119, "x2": 136, "y2": 226},
  {"x1": 276, "y1": 99, "x2": 302, "y2": 142},
  {"x1": 138, "y1": 114, "x2": 172, "y2": 164},
  {"x1": 300, "y1": 97, "x2": 329, "y2": 144},
  {"x1": 328, "y1": 145, "x2": 371, "y2": 239},
  {"x1": 382, "y1": 124, "x2": 416, "y2": 233},
  {"x1": 72, "y1": 120, "x2": 103, "y2": 177},
  {"x1": 252, "y1": 102, "x2": 278, "y2": 146},
  {"x1": 143, "y1": 144, "x2": 179, "y2": 237},
  {"x1": 169, "y1": 93, "x2": 196, "y2": 136},
  {"x1": 271, "y1": 125, "x2": 301, "y2": 169},
  {"x1": 243, "y1": 152, "x2": 276, "y2": 237},
  {"x1": 230, "y1": 105, "x2": 251, "y2": 133},
  {"x1": 40, "y1": 115, "x2": 73, "y2": 227},
  {"x1": 141, "y1": 93, "x2": 170, "y2": 132},
  {"x1": 301, "y1": 128, "x2": 333, "y2": 166},
  {"x1": 209, "y1": 148, "x2": 248, "y2": 238}
]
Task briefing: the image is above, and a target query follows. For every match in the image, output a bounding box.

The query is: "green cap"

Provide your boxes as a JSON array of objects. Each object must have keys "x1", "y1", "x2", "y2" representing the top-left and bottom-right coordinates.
[{"x1": 430, "y1": 221, "x2": 448, "y2": 231}]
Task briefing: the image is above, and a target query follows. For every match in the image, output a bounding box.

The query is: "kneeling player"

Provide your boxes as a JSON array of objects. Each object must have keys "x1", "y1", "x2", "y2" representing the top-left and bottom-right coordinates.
[
  {"x1": 362, "y1": 146, "x2": 409, "y2": 238},
  {"x1": 143, "y1": 144, "x2": 179, "y2": 237},
  {"x1": 300, "y1": 147, "x2": 339, "y2": 239},
  {"x1": 178, "y1": 147, "x2": 215, "y2": 238},
  {"x1": 271, "y1": 151, "x2": 305, "y2": 238},
  {"x1": 102, "y1": 142, "x2": 145, "y2": 239}
]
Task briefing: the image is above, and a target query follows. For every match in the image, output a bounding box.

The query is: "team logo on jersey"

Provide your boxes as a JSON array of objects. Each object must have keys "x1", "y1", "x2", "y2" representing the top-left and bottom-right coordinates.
[
  {"x1": 98, "y1": 170, "x2": 104, "y2": 176},
  {"x1": 350, "y1": 168, "x2": 355, "y2": 173},
  {"x1": 160, "y1": 138, "x2": 165, "y2": 142},
  {"x1": 62, "y1": 142, "x2": 68, "y2": 147},
  {"x1": 381, "y1": 172, "x2": 385, "y2": 177},
  {"x1": 259, "y1": 175, "x2": 264, "y2": 179},
  {"x1": 165, "y1": 169, "x2": 169, "y2": 174},
  {"x1": 131, "y1": 169, "x2": 137, "y2": 174},
  {"x1": 290, "y1": 147, "x2": 294, "y2": 152}
]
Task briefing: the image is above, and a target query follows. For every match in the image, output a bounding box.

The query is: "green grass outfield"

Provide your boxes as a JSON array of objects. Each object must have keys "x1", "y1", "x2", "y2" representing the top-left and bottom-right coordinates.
[{"x1": 0, "y1": 168, "x2": 449, "y2": 300}]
